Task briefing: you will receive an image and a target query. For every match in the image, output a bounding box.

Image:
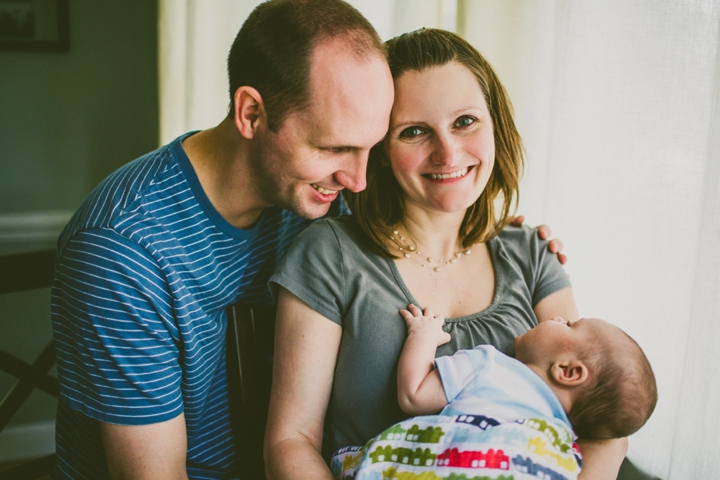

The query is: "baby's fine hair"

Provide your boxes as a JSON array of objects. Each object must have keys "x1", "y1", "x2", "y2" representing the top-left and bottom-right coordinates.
[{"x1": 569, "y1": 331, "x2": 657, "y2": 439}]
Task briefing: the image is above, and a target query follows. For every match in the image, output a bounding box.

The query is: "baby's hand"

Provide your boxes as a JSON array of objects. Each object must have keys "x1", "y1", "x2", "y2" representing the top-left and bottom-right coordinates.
[
  {"x1": 542, "y1": 316, "x2": 570, "y2": 325},
  {"x1": 399, "y1": 304, "x2": 451, "y2": 347}
]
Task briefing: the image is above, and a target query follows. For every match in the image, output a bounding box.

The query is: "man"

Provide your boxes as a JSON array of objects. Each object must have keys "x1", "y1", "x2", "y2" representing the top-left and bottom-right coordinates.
[
  {"x1": 52, "y1": 1, "x2": 562, "y2": 478},
  {"x1": 52, "y1": 1, "x2": 392, "y2": 478}
]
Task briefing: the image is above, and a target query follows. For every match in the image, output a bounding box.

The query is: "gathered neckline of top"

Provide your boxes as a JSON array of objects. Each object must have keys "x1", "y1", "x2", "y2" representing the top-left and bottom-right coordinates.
[{"x1": 386, "y1": 235, "x2": 506, "y2": 323}]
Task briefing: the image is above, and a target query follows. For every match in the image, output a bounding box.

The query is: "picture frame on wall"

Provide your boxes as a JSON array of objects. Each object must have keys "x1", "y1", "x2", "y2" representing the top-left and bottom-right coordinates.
[{"x1": 0, "y1": 0, "x2": 69, "y2": 52}]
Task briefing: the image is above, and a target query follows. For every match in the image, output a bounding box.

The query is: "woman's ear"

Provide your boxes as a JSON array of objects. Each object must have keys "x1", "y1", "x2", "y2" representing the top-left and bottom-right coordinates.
[
  {"x1": 551, "y1": 360, "x2": 589, "y2": 387},
  {"x1": 232, "y1": 86, "x2": 265, "y2": 139}
]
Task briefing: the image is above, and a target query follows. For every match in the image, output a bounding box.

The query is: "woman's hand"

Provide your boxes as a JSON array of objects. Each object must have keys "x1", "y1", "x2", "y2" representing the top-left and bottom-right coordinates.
[
  {"x1": 511, "y1": 215, "x2": 567, "y2": 264},
  {"x1": 577, "y1": 437, "x2": 628, "y2": 480},
  {"x1": 399, "y1": 304, "x2": 451, "y2": 347}
]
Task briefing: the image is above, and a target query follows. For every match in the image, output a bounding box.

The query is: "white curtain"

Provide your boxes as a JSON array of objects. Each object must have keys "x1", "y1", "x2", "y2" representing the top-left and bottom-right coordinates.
[
  {"x1": 158, "y1": 0, "x2": 719, "y2": 477},
  {"x1": 460, "y1": 1, "x2": 720, "y2": 477},
  {"x1": 158, "y1": 0, "x2": 261, "y2": 144}
]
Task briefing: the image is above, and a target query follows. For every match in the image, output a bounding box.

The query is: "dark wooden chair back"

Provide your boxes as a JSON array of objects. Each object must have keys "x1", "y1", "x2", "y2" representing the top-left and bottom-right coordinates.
[
  {"x1": 226, "y1": 303, "x2": 276, "y2": 480},
  {"x1": 0, "y1": 249, "x2": 57, "y2": 480}
]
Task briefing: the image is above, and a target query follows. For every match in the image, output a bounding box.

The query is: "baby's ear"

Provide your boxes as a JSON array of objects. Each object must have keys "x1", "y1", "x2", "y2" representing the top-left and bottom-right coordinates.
[{"x1": 551, "y1": 360, "x2": 589, "y2": 387}]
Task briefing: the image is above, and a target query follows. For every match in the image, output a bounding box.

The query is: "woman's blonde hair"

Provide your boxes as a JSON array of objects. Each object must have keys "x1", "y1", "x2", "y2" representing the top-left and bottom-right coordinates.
[{"x1": 343, "y1": 28, "x2": 523, "y2": 257}]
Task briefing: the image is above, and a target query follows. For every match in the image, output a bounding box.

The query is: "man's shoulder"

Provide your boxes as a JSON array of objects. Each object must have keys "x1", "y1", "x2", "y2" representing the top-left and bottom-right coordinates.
[{"x1": 59, "y1": 139, "x2": 189, "y2": 246}]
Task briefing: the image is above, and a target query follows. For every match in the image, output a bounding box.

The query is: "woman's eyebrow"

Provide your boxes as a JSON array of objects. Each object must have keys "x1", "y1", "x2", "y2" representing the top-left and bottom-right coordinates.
[
  {"x1": 391, "y1": 106, "x2": 486, "y2": 128},
  {"x1": 450, "y1": 105, "x2": 487, "y2": 117}
]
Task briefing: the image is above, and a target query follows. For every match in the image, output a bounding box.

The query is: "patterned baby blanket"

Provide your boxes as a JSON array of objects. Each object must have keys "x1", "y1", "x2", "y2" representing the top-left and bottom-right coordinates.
[{"x1": 331, "y1": 414, "x2": 581, "y2": 480}]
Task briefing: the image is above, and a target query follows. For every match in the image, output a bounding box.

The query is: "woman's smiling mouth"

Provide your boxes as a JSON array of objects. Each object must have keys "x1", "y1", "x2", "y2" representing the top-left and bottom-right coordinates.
[{"x1": 422, "y1": 166, "x2": 471, "y2": 180}]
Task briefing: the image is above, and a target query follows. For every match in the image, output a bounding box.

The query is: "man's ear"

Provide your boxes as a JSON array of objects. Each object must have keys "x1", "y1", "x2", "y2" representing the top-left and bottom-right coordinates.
[
  {"x1": 232, "y1": 86, "x2": 265, "y2": 139},
  {"x1": 550, "y1": 360, "x2": 589, "y2": 387}
]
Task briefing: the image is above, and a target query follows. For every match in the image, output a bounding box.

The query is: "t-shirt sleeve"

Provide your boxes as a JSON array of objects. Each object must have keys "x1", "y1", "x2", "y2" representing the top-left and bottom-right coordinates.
[
  {"x1": 52, "y1": 228, "x2": 184, "y2": 425},
  {"x1": 269, "y1": 219, "x2": 345, "y2": 325},
  {"x1": 502, "y1": 225, "x2": 572, "y2": 307},
  {"x1": 434, "y1": 346, "x2": 495, "y2": 404}
]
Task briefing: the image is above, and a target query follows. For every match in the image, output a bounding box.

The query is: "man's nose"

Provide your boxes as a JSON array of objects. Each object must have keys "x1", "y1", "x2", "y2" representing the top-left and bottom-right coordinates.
[
  {"x1": 430, "y1": 133, "x2": 459, "y2": 166},
  {"x1": 334, "y1": 154, "x2": 368, "y2": 193}
]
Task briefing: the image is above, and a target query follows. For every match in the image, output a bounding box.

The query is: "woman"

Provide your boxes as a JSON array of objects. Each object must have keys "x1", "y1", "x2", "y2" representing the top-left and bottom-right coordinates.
[{"x1": 265, "y1": 29, "x2": 626, "y2": 479}]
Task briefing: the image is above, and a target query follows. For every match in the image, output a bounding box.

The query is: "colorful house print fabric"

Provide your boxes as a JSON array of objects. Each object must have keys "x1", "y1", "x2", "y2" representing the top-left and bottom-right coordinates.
[{"x1": 331, "y1": 413, "x2": 582, "y2": 480}]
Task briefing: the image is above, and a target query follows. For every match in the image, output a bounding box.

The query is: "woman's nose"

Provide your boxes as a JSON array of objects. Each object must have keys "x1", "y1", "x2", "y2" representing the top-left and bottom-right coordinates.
[{"x1": 430, "y1": 134, "x2": 459, "y2": 166}]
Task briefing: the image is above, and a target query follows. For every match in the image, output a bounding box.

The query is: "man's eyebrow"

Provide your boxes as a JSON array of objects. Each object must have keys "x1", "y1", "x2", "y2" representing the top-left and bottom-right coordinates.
[
  {"x1": 318, "y1": 145, "x2": 360, "y2": 152},
  {"x1": 389, "y1": 120, "x2": 427, "y2": 130}
]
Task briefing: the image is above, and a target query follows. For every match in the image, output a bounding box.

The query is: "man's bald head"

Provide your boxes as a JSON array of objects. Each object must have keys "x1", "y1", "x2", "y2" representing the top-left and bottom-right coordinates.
[{"x1": 227, "y1": 0, "x2": 386, "y2": 131}]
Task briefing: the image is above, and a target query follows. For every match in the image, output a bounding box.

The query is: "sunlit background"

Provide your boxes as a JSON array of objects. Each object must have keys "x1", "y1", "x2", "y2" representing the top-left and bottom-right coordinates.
[{"x1": 1, "y1": 1, "x2": 718, "y2": 478}]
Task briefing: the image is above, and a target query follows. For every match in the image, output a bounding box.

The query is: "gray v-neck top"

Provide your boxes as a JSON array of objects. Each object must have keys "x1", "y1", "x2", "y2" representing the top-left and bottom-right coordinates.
[{"x1": 269, "y1": 216, "x2": 570, "y2": 455}]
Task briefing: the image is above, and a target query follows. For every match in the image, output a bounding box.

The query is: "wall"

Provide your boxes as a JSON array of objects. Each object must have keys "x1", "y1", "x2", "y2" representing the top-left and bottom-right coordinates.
[
  {"x1": 0, "y1": 0, "x2": 158, "y2": 461},
  {"x1": 0, "y1": 0, "x2": 159, "y2": 215}
]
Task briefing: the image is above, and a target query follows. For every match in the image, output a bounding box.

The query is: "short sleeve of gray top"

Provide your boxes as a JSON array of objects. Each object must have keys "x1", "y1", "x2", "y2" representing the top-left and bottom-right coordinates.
[{"x1": 269, "y1": 216, "x2": 571, "y2": 454}]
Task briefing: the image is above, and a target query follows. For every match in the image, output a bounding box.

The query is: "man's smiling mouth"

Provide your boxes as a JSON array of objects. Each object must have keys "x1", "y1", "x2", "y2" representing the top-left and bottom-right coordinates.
[{"x1": 312, "y1": 184, "x2": 338, "y2": 195}]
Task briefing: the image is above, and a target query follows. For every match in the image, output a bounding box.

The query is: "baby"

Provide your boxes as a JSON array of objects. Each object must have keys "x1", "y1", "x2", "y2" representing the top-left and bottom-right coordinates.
[
  {"x1": 398, "y1": 304, "x2": 658, "y2": 440},
  {"x1": 331, "y1": 306, "x2": 657, "y2": 479}
]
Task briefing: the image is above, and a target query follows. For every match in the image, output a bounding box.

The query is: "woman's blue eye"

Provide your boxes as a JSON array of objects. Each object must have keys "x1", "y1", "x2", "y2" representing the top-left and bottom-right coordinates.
[
  {"x1": 399, "y1": 127, "x2": 424, "y2": 139},
  {"x1": 455, "y1": 116, "x2": 475, "y2": 128}
]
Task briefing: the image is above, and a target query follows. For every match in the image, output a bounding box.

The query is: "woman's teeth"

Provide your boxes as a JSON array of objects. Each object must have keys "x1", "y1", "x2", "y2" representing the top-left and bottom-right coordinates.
[
  {"x1": 427, "y1": 167, "x2": 469, "y2": 180},
  {"x1": 312, "y1": 184, "x2": 337, "y2": 195}
]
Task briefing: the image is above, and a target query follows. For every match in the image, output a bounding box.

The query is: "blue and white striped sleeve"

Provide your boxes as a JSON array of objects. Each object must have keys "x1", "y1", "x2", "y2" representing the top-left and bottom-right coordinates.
[{"x1": 52, "y1": 228, "x2": 184, "y2": 425}]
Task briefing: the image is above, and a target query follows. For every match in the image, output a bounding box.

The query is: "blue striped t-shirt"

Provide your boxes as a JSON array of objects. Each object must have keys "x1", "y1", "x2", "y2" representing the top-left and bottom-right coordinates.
[{"x1": 51, "y1": 133, "x2": 345, "y2": 479}]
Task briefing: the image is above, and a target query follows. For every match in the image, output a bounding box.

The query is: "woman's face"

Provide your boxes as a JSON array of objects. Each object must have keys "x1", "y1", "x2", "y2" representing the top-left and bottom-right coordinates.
[{"x1": 385, "y1": 62, "x2": 495, "y2": 216}]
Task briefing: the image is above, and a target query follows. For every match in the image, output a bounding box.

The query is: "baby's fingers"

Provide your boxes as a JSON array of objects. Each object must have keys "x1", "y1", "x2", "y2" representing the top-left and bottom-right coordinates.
[
  {"x1": 399, "y1": 308, "x2": 414, "y2": 324},
  {"x1": 439, "y1": 331, "x2": 452, "y2": 346}
]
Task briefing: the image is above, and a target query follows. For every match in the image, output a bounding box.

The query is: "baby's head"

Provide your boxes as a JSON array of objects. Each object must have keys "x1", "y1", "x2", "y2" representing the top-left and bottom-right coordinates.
[{"x1": 514, "y1": 317, "x2": 657, "y2": 439}]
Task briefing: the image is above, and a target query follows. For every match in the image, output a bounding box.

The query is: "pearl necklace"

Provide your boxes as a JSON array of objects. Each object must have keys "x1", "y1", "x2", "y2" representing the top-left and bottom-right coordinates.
[{"x1": 389, "y1": 229, "x2": 475, "y2": 272}]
